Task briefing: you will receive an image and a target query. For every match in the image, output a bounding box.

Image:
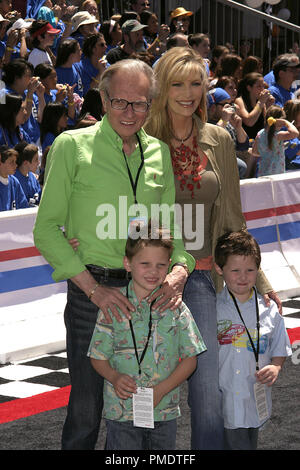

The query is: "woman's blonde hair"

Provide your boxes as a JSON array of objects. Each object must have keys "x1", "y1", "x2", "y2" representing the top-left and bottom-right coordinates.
[{"x1": 145, "y1": 47, "x2": 208, "y2": 147}]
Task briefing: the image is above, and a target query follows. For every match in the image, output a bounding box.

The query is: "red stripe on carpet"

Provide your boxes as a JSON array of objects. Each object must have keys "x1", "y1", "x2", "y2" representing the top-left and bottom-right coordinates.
[
  {"x1": 0, "y1": 386, "x2": 70, "y2": 424},
  {"x1": 0, "y1": 246, "x2": 41, "y2": 262},
  {"x1": 288, "y1": 327, "x2": 300, "y2": 345}
]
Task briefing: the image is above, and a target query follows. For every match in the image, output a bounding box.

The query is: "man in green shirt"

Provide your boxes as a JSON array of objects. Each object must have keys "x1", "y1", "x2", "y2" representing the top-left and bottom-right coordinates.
[{"x1": 33, "y1": 59, "x2": 194, "y2": 450}]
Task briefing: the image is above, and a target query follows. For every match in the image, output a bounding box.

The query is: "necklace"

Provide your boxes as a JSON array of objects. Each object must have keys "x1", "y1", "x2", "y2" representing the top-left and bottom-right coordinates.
[
  {"x1": 170, "y1": 120, "x2": 194, "y2": 144},
  {"x1": 171, "y1": 136, "x2": 208, "y2": 199}
]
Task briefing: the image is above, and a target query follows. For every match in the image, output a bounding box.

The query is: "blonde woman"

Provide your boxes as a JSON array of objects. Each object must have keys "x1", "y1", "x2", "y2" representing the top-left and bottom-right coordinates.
[{"x1": 145, "y1": 47, "x2": 281, "y2": 450}]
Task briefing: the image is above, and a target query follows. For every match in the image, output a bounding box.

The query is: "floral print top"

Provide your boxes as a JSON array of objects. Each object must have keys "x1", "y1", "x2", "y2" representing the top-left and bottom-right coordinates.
[{"x1": 256, "y1": 128, "x2": 285, "y2": 177}]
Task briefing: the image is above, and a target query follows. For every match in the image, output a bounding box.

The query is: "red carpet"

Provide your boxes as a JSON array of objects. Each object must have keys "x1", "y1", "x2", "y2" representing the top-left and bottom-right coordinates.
[
  {"x1": 0, "y1": 386, "x2": 70, "y2": 424},
  {"x1": 288, "y1": 327, "x2": 300, "y2": 345}
]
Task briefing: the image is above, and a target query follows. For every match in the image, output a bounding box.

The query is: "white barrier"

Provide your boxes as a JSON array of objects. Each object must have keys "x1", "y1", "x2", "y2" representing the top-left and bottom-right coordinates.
[
  {"x1": 240, "y1": 171, "x2": 300, "y2": 300},
  {"x1": 0, "y1": 208, "x2": 67, "y2": 363},
  {"x1": 1, "y1": 171, "x2": 300, "y2": 363}
]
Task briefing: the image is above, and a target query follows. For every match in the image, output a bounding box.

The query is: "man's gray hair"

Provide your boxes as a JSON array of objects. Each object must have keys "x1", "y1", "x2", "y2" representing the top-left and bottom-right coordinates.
[{"x1": 99, "y1": 59, "x2": 158, "y2": 100}]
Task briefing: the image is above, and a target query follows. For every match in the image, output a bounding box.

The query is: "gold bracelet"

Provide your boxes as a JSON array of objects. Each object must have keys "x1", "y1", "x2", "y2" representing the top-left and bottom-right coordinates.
[
  {"x1": 6, "y1": 46, "x2": 14, "y2": 52},
  {"x1": 88, "y1": 282, "x2": 100, "y2": 300},
  {"x1": 68, "y1": 101, "x2": 74, "y2": 106},
  {"x1": 26, "y1": 98, "x2": 33, "y2": 104}
]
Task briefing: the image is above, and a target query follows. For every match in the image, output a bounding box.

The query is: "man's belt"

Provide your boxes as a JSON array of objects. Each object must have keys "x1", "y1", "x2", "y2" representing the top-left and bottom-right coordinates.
[{"x1": 86, "y1": 264, "x2": 131, "y2": 279}]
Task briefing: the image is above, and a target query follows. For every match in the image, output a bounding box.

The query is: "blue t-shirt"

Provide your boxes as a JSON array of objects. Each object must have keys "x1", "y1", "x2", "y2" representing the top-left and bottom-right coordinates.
[
  {"x1": 74, "y1": 56, "x2": 100, "y2": 97},
  {"x1": 4, "y1": 86, "x2": 41, "y2": 144},
  {"x1": 0, "y1": 41, "x2": 29, "y2": 62},
  {"x1": 14, "y1": 168, "x2": 42, "y2": 204},
  {"x1": 0, "y1": 175, "x2": 29, "y2": 211},
  {"x1": 41, "y1": 131, "x2": 56, "y2": 152},
  {"x1": 44, "y1": 89, "x2": 57, "y2": 105},
  {"x1": 268, "y1": 83, "x2": 295, "y2": 107},
  {"x1": 285, "y1": 137, "x2": 300, "y2": 168},
  {"x1": 0, "y1": 126, "x2": 30, "y2": 148},
  {"x1": 56, "y1": 64, "x2": 83, "y2": 97},
  {"x1": 263, "y1": 70, "x2": 275, "y2": 87}
]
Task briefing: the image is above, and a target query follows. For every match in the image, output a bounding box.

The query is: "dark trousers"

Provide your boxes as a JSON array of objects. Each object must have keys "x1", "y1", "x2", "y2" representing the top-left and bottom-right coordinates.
[
  {"x1": 224, "y1": 427, "x2": 259, "y2": 450},
  {"x1": 61, "y1": 275, "x2": 129, "y2": 450}
]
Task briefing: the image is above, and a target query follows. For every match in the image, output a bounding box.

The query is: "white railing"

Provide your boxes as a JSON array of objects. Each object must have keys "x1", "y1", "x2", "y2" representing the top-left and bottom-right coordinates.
[{"x1": 99, "y1": 0, "x2": 300, "y2": 72}]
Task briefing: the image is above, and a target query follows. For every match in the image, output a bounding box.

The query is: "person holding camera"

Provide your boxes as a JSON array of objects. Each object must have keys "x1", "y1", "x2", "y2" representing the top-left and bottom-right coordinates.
[{"x1": 207, "y1": 87, "x2": 248, "y2": 178}]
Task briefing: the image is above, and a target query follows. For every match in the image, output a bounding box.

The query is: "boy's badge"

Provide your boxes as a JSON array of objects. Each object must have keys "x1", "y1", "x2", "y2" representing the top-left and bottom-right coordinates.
[{"x1": 133, "y1": 387, "x2": 154, "y2": 429}]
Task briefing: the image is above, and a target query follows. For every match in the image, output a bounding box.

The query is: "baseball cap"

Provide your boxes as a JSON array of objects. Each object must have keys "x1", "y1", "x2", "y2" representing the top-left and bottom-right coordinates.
[
  {"x1": 122, "y1": 19, "x2": 147, "y2": 34},
  {"x1": 0, "y1": 14, "x2": 10, "y2": 23},
  {"x1": 31, "y1": 22, "x2": 60, "y2": 38},
  {"x1": 7, "y1": 18, "x2": 33, "y2": 36},
  {"x1": 71, "y1": 11, "x2": 98, "y2": 33},
  {"x1": 273, "y1": 56, "x2": 300, "y2": 71},
  {"x1": 207, "y1": 88, "x2": 231, "y2": 107}
]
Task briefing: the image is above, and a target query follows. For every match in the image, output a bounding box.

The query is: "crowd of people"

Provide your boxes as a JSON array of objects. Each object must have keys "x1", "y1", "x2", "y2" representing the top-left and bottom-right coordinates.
[
  {"x1": 1, "y1": 2, "x2": 300, "y2": 210},
  {"x1": 2, "y1": 0, "x2": 294, "y2": 452}
]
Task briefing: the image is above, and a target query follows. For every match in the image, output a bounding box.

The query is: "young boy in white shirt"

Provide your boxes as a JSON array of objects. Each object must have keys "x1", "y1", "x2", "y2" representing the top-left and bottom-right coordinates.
[{"x1": 214, "y1": 229, "x2": 292, "y2": 450}]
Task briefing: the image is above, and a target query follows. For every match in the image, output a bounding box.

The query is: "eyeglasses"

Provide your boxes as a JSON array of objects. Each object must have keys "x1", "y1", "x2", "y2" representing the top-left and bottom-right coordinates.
[{"x1": 106, "y1": 94, "x2": 150, "y2": 113}]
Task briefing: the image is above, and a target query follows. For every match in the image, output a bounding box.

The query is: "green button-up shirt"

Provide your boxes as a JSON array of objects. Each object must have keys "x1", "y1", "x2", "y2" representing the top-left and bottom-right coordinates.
[
  {"x1": 33, "y1": 115, "x2": 195, "y2": 281},
  {"x1": 88, "y1": 281, "x2": 206, "y2": 422}
]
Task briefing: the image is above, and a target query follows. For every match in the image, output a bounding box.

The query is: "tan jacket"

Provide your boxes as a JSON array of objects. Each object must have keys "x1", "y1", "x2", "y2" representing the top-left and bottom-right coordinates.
[{"x1": 194, "y1": 115, "x2": 272, "y2": 294}]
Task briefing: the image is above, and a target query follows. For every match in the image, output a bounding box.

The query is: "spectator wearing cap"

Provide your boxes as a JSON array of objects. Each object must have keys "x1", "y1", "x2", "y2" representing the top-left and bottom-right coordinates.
[
  {"x1": 207, "y1": 88, "x2": 248, "y2": 178},
  {"x1": 28, "y1": 20, "x2": 60, "y2": 68},
  {"x1": 268, "y1": 54, "x2": 300, "y2": 107},
  {"x1": 2, "y1": 16, "x2": 30, "y2": 68},
  {"x1": 264, "y1": 53, "x2": 300, "y2": 99},
  {"x1": 169, "y1": 7, "x2": 193, "y2": 35},
  {"x1": 71, "y1": 11, "x2": 98, "y2": 49},
  {"x1": 106, "y1": 19, "x2": 147, "y2": 65}
]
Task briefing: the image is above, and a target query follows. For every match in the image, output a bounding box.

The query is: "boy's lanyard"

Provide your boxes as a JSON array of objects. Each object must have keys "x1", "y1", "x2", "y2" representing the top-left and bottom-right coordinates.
[
  {"x1": 228, "y1": 287, "x2": 260, "y2": 371},
  {"x1": 122, "y1": 133, "x2": 144, "y2": 204},
  {"x1": 126, "y1": 284, "x2": 155, "y2": 375}
]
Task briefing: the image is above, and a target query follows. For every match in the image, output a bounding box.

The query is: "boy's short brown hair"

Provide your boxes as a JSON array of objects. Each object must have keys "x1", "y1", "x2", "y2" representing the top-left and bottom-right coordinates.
[
  {"x1": 15, "y1": 142, "x2": 38, "y2": 167},
  {"x1": 0, "y1": 147, "x2": 18, "y2": 164},
  {"x1": 125, "y1": 221, "x2": 173, "y2": 260},
  {"x1": 214, "y1": 229, "x2": 261, "y2": 269}
]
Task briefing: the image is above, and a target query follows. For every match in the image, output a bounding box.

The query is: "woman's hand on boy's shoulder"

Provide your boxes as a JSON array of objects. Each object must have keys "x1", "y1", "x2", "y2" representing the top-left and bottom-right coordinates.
[{"x1": 263, "y1": 290, "x2": 282, "y2": 315}]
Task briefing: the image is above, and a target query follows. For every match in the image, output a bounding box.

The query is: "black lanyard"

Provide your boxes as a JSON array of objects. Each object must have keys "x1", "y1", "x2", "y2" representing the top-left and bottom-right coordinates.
[
  {"x1": 122, "y1": 133, "x2": 144, "y2": 204},
  {"x1": 126, "y1": 285, "x2": 155, "y2": 375},
  {"x1": 228, "y1": 287, "x2": 260, "y2": 371}
]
